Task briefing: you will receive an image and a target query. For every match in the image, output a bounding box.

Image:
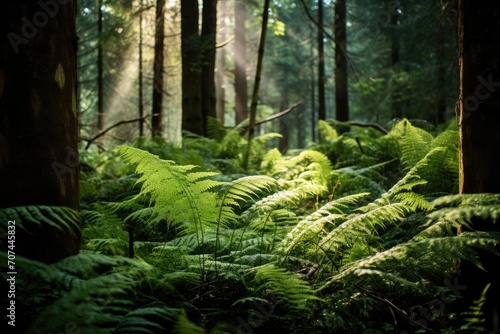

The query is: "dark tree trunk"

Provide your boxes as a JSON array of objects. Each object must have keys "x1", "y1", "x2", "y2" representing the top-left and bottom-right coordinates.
[
  {"x1": 387, "y1": 0, "x2": 401, "y2": 120},
  {"x1": 201, "y1": 0, "x2": 217, "y2": 135},
  {"x1": 97, "y1": 0, "x2": 104, "y2": 140},
  {"x1": 0, "y1": 1, "x2": 80, "y2": 263},
  {"x1": 435, "y1": 1, "x2": 448, "y2": 124},
  {"x1": 181, "y1": 0, "x2": 203, "y2": 136},
  {"x1": 334, "y1": 0, "x2": 349, "y2": 124},
  {"x1": 457, "y1": 0, "x2": 500, "y2": 330},
  {"x1": 138, "y1": 0, "x2": 145, "y2": 136},
  {"x1": 317, "y1": 0, "x2": 326, "y2": 123},
  {"x1": 234, "y1": 0, "x2": 248, "y2": 125},
  {"x1": 152, "y1": 0, "x2": 165, "y2": 138}
]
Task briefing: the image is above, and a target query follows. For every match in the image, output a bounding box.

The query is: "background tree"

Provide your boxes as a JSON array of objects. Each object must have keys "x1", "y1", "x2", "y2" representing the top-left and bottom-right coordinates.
[
  {"x1": 334, "y1": 0, "x2": 349, "y2": 124},
  {"x1": 0, "y1": 1, "x2": 80, "y2": 263},
  {"x1": 181, "y1": 0, "x2": 203, "y2": 136},
  {"x1": 317, "y1": 0, "x2": 326, "y2": 123},
  {"x1": 234, "y1": 0, "x2": 249, "y2": 125},
  {"x1": 201, "y1": 0, "x2": 218, "y2": 132},
  {"x1": 152, "y1": 0, "x2": 165, "y2": 138}
]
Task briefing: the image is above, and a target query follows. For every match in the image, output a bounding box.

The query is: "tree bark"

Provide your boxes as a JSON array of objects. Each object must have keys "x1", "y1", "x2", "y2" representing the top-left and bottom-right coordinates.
[
  {"x1": 138, "y1": 0, "x2": 145, "y2": 136},
  {"x1": 151, "y1": 0, "x2": 165, "y2": 138},
  {"x1": 234, "y1": 0, "x2": 248, "y2": 125},
  {"x1": 0, "y1": 1, "x2": 80, "y2": 263},
  {"x1": 387, "y1": 0, "x2": 401, "y2": 120},
  {"x1": 181, "y1": 0, "x2": 204, "y2": 136},
  {"x1": 317, "y1": 0, "x2": 326, "y2": 123},
  {"x1": 457, "y1": 0, "x2": 500, "y2": 329},
  {"x1": 334, "y1": 0, "x2": 349, "y2": 125},
  {"x1": 201, "y1": 0, "x2": 217, "y2": 134}
]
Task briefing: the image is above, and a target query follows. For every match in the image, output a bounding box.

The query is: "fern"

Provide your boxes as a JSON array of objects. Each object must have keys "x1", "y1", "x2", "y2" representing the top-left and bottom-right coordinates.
[
  {"x1": 0, "y1": 205, "x2": 80, "y2": 236},
  {"x1": 172, "y1": 309, "x2": 205, "y2": 334},
  {"x1": 253, "y1": 263, "x2": 320, "y2": 313},
  {"x1": 278, "y1": 192, "x2": 371, "y2": 255}
]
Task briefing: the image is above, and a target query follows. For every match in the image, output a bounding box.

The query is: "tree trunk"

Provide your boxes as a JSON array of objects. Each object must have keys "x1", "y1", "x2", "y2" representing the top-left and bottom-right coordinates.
[
  {"x1": 216, "y1": 0, "x2": 228, "y2": 124},
  {"x1": 182, "y1": 0, "x2": 204, "y2": 136},
  {"x1": 0, "y1": 1, "x2": 80, "y2": 263},
  {"x1": 458, "y1": 0, "x2": 500, "y2": 329},
  {"x1": 387, "y1": 0, "x2": 401, "y2": 120},
  {"x1": 334, "y1": 0, "x2": 349, "y2": 124},
  {"x1": 317, "y1": 0, "x2": 326, "y2": 123},
  {"x1": 97, "y1": 0, "x2": 104, "y2": 140},
  {"x1": 152, "y1": 0, "x2": 165, "y2": 138},
  {"x1": 201, "y1": 0, "x2": 217, "y2": 135},
  {"x1": 138, "y1": 0, "x2": 145, "y2": 136},
  {"x1": 435, "y1": 1, "x2": 448, "y2": 124},
  {"x1": 234, "y1": 0, "x2": 248, "y2": 125},
  {"x1": 242, "y1": 0, "x2": 270, "y2": 170}
]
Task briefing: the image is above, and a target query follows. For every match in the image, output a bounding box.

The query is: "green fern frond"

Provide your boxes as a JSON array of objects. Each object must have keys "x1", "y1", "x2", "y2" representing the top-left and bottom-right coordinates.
[
  {"x1": 320, "y1": 234, "x2": 498, "y2": 292},
  {"x1": 118, "y1": 145, "x2": 222, "y2": 244},
  {"x1": 253, "y1": 263, "x2": 320, "y2": 313},
  {"x1": 461, "y1": 283, "x2": 490, "y2": 332},
  {"x1": 27, "y1": 272, "x2": 136, "y2": 334},
  {"x1": 0, "y1": 205, "x2": 80, "y2": 236},
  {"x1": 318, "y1": 119, "x2": 339, "y2": 141},
  {"x1": 279, "y1": 192, "x2": 370, "y2": 255},
  {"x1": 116, "y1": 304, "x2": 179, "y2": 334},
  {"x1": 429, "y1": 194, "x2": 500, "y2": 227},
  {"x1": 172, "y1": 309, "x2": 205, "y2": 334}
]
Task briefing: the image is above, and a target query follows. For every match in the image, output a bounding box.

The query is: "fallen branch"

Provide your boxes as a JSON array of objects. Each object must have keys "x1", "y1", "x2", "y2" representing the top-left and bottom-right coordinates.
[
  {"x1": 348, "y1": 121, "x2": 388, "y2": 134},
  {"x1": 82, "y1": 115, "x2": 151, "y2": 150}
]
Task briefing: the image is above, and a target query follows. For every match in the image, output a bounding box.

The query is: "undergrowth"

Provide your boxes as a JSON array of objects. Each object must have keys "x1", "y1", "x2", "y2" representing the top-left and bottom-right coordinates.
[{"x1": 1, "y1": 119, "x2": 499, "y2": 333}]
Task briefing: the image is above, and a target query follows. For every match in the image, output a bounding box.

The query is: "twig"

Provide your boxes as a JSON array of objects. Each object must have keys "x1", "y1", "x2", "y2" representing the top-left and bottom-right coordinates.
[
  {"x1": 253, "y1": 101, "x2": 302, "y2": 127},
  {"x1": 349, "y1": 121, "x2": 389, "y2": 134},
  {"x1": 82, "y1": 115, "x2": 151, "y2": 150}
]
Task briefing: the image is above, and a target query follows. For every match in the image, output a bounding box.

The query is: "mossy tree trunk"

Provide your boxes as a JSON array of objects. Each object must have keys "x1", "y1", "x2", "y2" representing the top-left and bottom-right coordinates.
[{"x1": 0, "y1": 1, "x2": 80, "y2": 263}]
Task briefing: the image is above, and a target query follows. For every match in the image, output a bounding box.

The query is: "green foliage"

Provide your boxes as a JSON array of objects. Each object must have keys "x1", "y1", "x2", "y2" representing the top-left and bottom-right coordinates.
[{"x1": 8, "y1": 118, "x2": 499, "y2": 333}]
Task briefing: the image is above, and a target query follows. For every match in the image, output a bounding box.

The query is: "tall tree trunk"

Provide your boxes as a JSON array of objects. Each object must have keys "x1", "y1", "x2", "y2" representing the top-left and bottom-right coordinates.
[
  {"x1": 334, "y1": 0, "x2": 349, "y2": 124},
  {"x1": 388, "y1": 0, "x2": 401, "y2": 120},
  {"x1": 97, "y1": 0, "x2": 104, "y2": 136},
  {"x1": 435, "y1": 1, "x2": 448, "y2": 124},
  {"x1": 216, "y1": 0, "x2": 228, "y2": 124},
  {"x1": 182, "y1": 0, "x2": 203, "y2": 136},
  {"x1": 317, "y1": 0, "x2": 326, "y2": 123},
  {"x1": 242, "y1": 0, "x2": 270, "y2": 170},
  {"x1": 310, "y1": 41, "x2": 316, "y2": 142},
  {"x1": 0, "y1": 1, "x2": 80, "y2": 263},
  {"x1": 152, "y1": 0, "x2": 165, "y2": 138},
  {"x1": 138, "y1": 0, "x2": 145, "y2": 136},
  {"x1": 234, "y1": 0, "x2": 248, "y2": 125},
  {"x1": 201, "y1": 0, "x2": 217, "y2": 135},
  {"x1": 458, "y1": 0, "x2": 500, "y2": 330}
]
